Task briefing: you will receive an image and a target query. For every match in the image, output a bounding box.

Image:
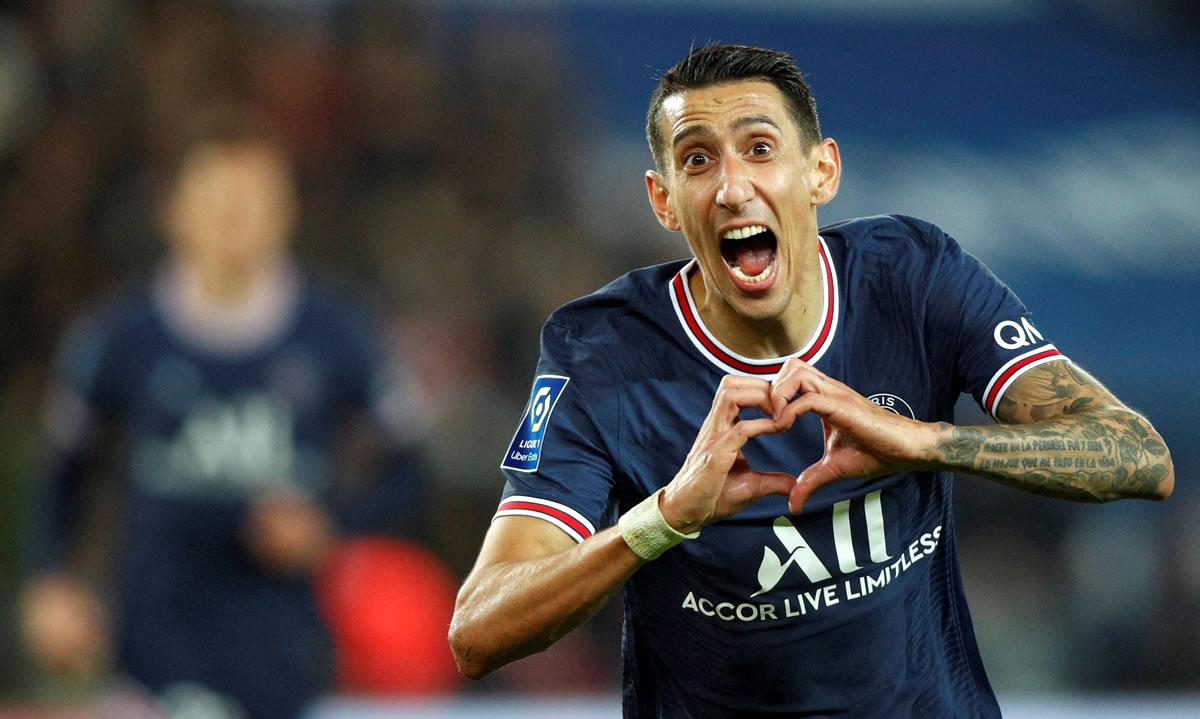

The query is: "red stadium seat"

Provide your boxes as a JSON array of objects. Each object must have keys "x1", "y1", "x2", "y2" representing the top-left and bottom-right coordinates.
[{"x1": 316, "y1": 537, "x2": 462, "y2": 695}]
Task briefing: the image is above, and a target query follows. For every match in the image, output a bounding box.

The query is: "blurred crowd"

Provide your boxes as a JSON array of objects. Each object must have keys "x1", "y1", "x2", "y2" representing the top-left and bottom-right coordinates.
[
  {"x1": 0, "y1": 0, "x2": 1197, "y2": 715},
  {"x1": 0, "y1": 0, "x2": 670, "y2": 709}
]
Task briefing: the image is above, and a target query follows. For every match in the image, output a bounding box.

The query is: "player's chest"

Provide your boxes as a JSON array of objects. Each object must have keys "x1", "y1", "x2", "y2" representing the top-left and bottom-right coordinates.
[{"x1": 123, "y1": 340, "x2": 341, "y2": 438}]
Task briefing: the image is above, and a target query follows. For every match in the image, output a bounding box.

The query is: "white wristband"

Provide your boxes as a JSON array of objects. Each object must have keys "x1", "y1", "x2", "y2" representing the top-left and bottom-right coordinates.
[{"x1": 618, "y1": 488, "x2": 700, "y2": 561}]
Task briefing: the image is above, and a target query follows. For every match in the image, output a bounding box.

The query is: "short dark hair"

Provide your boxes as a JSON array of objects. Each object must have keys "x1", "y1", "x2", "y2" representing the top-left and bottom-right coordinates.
[
  {"x1": 166, "y1": 105, "x2": 287, "y2": 187},
  {"x1": 646, "y1": 44, "x2": 821, "y2": 171}
]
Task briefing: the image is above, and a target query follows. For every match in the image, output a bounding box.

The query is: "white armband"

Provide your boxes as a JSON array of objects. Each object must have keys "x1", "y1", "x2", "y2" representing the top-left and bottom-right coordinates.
[{"x1": 618, "y1": 488, "x2": 700, "y2": 561}]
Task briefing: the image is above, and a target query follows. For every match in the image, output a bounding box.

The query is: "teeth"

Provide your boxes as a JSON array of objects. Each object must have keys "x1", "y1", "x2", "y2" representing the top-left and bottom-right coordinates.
[
  {"x1": 722, "y1": 224, "x2": 769, "y2": 241},
  {"x1": 729, "y1": 258, "x2": 777, "y2": 284}
]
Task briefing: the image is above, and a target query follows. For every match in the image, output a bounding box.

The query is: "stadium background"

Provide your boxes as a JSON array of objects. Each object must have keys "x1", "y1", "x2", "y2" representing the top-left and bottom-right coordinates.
[{"x1": 0, "y1": 0, "x2": 1196, "y2": 715}]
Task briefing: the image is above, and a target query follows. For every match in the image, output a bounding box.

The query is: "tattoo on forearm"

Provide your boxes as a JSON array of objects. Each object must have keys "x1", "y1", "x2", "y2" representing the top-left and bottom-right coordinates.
[
  {"x1": 938, "y1": 362, "x2": 1171, "y2": 501},
  {"x1": 995, "y1": 361, "x2": 1096, "y2": 424}
]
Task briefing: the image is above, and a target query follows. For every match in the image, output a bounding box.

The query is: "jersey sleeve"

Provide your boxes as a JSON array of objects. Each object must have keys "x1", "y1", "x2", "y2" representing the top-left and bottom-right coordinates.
[
  {"x1": 494, "y1": 320, "x2": 616, "y2": 543},
  {"x1": 324, "y1": 298, "x2": 430, "y2": 541},
  {"x1": 30, "y1": 308, "x2": 125, "y2": 570},
  {"x1": 924, "y1": 226, "x2": 1069, "y2": 418}
]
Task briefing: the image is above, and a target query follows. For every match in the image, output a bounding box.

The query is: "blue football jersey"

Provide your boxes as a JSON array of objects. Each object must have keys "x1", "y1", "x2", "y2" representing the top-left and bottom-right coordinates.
[
  {"x1": 496, "y1": 215, "x2": 1066, "y2": 717},
  {"x1": 35, "y1": 269, "x2": 423, "y2": 719}
]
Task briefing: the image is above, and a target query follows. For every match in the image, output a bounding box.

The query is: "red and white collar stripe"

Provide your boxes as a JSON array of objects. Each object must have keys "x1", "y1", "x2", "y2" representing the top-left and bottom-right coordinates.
[
  {"x1": 669, "y1": 235, "x2": 839, "y2": 378},
  {"x1": 982, "y1": 344, "x2": 1067, "y2": 418},
  {"x1": 494, "y1": 495, "x2": 596, "y2": 544}
]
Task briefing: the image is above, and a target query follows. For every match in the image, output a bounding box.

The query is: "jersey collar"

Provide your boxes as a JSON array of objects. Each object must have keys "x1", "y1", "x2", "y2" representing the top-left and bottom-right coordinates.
[{"x1": 668, "y1": 235, "x2": 840, "y2": 378}]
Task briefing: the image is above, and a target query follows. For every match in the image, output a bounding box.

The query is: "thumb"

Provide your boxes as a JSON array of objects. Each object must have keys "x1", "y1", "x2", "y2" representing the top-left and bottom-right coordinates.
[
  {"x1": 750, "y1": 470, "x2": 799, "y2": 499},
  {"x1": 787, "y1": 461, "x2": 840, "y2": 514}
]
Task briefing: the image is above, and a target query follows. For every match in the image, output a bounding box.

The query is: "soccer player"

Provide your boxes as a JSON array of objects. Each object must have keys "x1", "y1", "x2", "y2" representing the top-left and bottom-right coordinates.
[
  {"x1": 448, "y1": 44, "x2": 1174, "y2": 717},
  {"x1": 20, "y1": 109, "x2": 427, "y2": 719}
]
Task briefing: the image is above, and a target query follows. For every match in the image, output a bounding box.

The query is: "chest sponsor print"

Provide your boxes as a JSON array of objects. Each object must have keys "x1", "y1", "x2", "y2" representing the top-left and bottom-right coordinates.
[{"x1": 680, "y1": 490, "x2": 944, "y2": 624}]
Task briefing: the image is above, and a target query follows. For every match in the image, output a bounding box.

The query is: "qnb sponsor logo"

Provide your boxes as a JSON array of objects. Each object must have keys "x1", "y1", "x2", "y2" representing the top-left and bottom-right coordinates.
[
  {"x1": 753, "y1": 490, "x2": 890, "y2": 597},
  {"x1": 994, "y1": 317, "x2": 1045, "y2": 350}
]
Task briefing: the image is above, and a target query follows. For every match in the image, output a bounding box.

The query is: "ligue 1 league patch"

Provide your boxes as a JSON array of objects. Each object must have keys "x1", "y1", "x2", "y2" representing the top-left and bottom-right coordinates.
[{"x1": 502, "y1": 375, "x2": 570, "y2": 472}]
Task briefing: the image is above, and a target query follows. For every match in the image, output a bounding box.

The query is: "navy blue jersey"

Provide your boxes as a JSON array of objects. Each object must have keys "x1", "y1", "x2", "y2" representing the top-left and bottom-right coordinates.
[
  {"x1": 496, "y1": 216, "x2": 1067, "y2": 718},
  {"x1": 35, "y1": 268, "x2": 424, "y2": 719}
]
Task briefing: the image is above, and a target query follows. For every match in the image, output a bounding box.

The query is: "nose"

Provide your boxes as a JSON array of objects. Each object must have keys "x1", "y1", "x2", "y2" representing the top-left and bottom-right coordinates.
[{"x1": 715, "y1": 156, "x2": 754, "y2": 212}]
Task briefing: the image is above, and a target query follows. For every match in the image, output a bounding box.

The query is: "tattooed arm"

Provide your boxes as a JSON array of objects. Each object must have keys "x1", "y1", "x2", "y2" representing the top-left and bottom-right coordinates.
[
  {"x1": 932, "y1": 360, "x2": 1173, "y2": 502},
  {"x1": 770, "y1": 358, "x2": 1173, "y2": 513}
]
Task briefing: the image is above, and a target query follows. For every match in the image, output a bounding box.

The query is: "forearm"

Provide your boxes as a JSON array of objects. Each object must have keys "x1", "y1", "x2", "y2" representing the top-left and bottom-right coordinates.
[
  {"x1": 449, "y1": 527, "x2": 642, "y2": 678},
  {"x1": 29, "y1": 449, "x2": 94, "y2": 571},
  {"x1": 929, "y1": 408, "x2": 1173, "y2": 501}
]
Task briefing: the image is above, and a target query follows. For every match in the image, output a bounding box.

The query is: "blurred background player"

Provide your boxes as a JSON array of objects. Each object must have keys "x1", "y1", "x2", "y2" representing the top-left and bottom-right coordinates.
[{"x1": 18, "y1": 107, "x2": 431, "y2": 719}]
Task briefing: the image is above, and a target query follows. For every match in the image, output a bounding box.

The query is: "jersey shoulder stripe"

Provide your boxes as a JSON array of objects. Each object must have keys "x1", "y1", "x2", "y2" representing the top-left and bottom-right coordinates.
[
  {"x1": 982, "y1": 345, "x2": 1067, "y2": 417},
  {"x1": 494, "y1": 495, "x2": 596, "y2": 543}
]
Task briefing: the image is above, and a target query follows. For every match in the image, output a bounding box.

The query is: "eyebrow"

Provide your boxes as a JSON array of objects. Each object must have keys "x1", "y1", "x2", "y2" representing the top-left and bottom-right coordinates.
[
  {"x1": 671, "y1": 114, "x2": 783, "y2": 150},
  {"x1": 671, "y1": 124, "x2": 712, "y2": 150},
  {"x1": 733, "y1": 115, "x2": 781, "y2": 132}
]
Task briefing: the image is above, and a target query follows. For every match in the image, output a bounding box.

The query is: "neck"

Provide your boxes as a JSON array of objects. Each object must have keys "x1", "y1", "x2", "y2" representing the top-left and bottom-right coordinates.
[
  {"x1": 689, "y1": 237, "x2": 824, "y2": 359},
  {"x1": 156, "y1": 257, "x2": 300, "y2": 354},
  {"x1": 182, "y1": 258, "x2": 279, "y2": 307}
]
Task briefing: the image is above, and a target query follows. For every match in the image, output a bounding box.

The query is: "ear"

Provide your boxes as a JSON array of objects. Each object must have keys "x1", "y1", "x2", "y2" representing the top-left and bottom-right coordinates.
[
  {"x1": 809, "y1": 138, "x2": 841, "y2": 206},
  {"x1": 645, "y1": 170, "x2": 680, "y2": 232}
]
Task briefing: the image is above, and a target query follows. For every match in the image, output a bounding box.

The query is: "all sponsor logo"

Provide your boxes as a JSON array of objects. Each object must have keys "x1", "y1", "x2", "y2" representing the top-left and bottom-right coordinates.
[
  {"x1": 754, "y1": 491, "x2": 891, "y2": 596},
  {"x1": 680, "y1": 491, "x2": 943, "y2": 624},
  {"x1": 136, "y1": 393, "x2": 301, "y2": 498}
]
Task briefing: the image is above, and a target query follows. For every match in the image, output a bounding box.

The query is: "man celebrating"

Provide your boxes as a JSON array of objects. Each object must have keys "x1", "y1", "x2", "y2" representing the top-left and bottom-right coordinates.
[{"x1": 449, "y1": 44, "x2": 1173, "y2": 717}]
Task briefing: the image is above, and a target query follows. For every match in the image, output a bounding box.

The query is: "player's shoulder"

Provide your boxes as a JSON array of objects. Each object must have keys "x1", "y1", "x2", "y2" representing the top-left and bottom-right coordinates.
[
  {"x1": 541, "y1": 260, "x2": 686, "y2": 370},
  {"x1": 820, "y1": 213, "x2": 957, "y2": 258},
  {"x1": 298, "y1": 273, "x2": 375, "y2": 323},
  {"x1": 67, "y1": 280, "x2": 158, "y2": 348},
  {"x1": 51, "y1": 280, "x2": 158, "y2": 387},
  {"x1": 293, "y1": 273, "x2": 384, "y2": 348}
]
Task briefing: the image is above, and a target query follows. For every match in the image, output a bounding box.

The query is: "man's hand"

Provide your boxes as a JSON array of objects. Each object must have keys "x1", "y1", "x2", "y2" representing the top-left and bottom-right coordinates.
[
  {"x1": 770, "y1": 359, "x2": 938, "y2": 514},
  {"x1": 20, "y1": 574, "x2": 111, "y2": 679},
  {"x1": 659, "y1": 375, "x2": 797, "y2": 534},
  {"x1": 244, "y1": 492, "x2": 336, "y2": 575}
]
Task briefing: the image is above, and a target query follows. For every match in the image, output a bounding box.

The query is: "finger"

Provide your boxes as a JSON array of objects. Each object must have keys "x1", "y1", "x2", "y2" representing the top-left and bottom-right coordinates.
[
  {"x1": 770, "y1": 361, "x2": 826, "y2": 415},
  {"x1": 787, "y1": 481, "x2": 814, "y2": 515},
  {"x1": 721, "y1": 375, "x2": 777, "y2": 417},
  {"x1": 773, "y1": 360, "x2": 855, "y2": 400},
  {"x1": 787, "y1": 461, "x2": 841, "y2": 514},
  {"x1": 798, "y1": 363, "x2": 856, "y2": 395},
  {"x1": 710, "y1": 417, "x2": 785, "y2": 457},
  {"x1": 775, "y1": 391, "x2": 840, "y2": 431},
  {"x1": 769, "y1": 361, "x2": 805, "y2": 414},
  {"x1": 709, "y1": 383, "x2": 775, "y2": 426},
  {"x1": 717, "y1": 374, "x2": 773, "y2": 391},
  {"x1": 748, "y1": 470, "x2": 798, "y2": 498},
  {"x1": 721, "y1": 470, "x2": 796, "y2": 514}
]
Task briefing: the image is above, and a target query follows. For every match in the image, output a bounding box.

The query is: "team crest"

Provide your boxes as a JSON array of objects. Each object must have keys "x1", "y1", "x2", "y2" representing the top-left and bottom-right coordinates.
[
  {"x1": 501, "y1": 375, "x2": 570, "y2": 473},
  {"x1": 868, "y1": 393, "x2": 914, "y2": 419}
]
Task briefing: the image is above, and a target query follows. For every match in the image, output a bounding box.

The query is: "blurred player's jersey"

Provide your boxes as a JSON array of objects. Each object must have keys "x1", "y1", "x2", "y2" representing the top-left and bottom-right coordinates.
[
  {"x1": 39, "y1": 267, "x2": 408, "y2": 719},
  {"x1": 497, "y1": 215, "x2": 1066, "y2": 718}
]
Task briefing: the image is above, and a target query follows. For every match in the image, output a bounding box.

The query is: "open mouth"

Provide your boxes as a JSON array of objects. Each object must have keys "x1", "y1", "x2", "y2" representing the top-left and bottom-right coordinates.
[{"x1": 720, "y1": 224, "x2": 778, "y2": 290}]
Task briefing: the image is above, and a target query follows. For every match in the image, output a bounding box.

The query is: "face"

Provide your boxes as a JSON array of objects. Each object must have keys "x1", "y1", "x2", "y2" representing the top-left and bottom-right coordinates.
[
  {"x1": 646, "y1": 80, "x2": 839, "y2": 323},
  {"x1": 167, "y1": 142, "x2": 297, "y2": 277}
]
